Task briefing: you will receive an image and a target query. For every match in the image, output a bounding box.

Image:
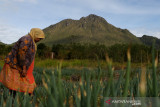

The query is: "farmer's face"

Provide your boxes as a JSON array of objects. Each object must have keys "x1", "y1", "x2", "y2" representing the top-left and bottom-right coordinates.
[{"x1": 34, "y1": 38, "x2": 43, "y2": 43}]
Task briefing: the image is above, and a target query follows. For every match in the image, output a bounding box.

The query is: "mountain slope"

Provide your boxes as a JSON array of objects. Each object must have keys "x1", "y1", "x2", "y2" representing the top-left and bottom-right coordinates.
[
  {"x1": 139, "y1": 35, "x2": 160, "y2": 49},
  {"x1": 0, "y1": 42, "x2": 5, "y2": 45},
  {"x1": 41, "y1": 14, "x2": 141, "y2": 46}
]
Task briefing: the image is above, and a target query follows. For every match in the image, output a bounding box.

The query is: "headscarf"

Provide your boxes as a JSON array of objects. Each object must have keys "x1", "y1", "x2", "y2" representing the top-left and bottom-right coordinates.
[{"x1": 29, "y1": 28, "x2": 45, "y2": 51}]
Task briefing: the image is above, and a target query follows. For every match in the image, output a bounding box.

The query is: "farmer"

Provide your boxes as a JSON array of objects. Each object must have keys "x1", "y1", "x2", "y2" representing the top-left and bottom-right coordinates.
[{"x1": 0, "y1": 28, "x2": 45, "y2": 94}]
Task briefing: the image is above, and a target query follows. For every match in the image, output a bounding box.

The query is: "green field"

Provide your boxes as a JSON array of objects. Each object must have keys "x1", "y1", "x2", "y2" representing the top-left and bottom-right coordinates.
[
  {"x1": 0, "y1": 52, "x2": 160, "y2": 107},
  {"x1": 0, "y1": 46, "x2": 160, "y2": 107},
  {"x1": 0, "y1": 58, "x2": 153, "y2": 70},
  {"x1": 34, "y1": 58, "x2": 153, "y2": 70}
]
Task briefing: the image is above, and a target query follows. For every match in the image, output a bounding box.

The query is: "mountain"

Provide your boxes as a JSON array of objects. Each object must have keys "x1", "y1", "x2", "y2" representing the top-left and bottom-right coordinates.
[
  {"x1": 139, "y1": 35, "x2": 160, "y2": 49},
  {"x1": 0, "y1": 42, "x2": 5, "y2": 45},
  {"x1": 41, "y1": 14, "x2": 142, "y2": 46}
]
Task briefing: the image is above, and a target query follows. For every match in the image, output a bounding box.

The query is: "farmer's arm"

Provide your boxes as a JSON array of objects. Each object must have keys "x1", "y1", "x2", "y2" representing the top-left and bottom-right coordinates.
[{"x1": 18, "y1": 37, "x2": 30, "y2": 77}]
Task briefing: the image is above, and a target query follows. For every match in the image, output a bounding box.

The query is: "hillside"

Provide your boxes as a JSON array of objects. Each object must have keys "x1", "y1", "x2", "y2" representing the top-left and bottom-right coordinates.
[
  {"x1": 0, "y1": 42, "x2": 5, "y2": 45},
  {"x1": 139, "y1": 35, "x2": 160, "y2": 49},
  {"x1": 41, "y1": 14, "x2": 141, "y2": 47}
]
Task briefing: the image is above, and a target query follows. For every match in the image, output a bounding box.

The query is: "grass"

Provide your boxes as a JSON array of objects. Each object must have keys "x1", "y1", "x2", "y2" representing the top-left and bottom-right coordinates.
[
  {"x1": 35, "y1": 58, "x2": 107, "y2": 69},
  {"x1": 0, "y1": 61, "x2": 4, "y2": 69},
  {"x1": 34, "y1": 58, "x2": 152, "y2": 69},
  {"x1": 0, "y1": 54, "x2": 153, "y2": 69},
  {"x1": 0, "y1": 55, "x2": 5, "y2": 68}
]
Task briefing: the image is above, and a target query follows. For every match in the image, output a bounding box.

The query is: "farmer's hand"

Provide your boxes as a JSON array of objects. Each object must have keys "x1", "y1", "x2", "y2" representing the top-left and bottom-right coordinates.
[{"x1": 21, "y1": 66, "x2": 27, "y2": 77}]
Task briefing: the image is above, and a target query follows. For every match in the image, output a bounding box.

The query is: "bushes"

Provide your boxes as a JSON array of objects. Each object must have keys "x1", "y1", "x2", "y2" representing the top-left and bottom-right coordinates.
[
  {"x1": 51, "y1": 43, "x2": 155, "y2": 63},
  {"x1": 37, "y1": 43, "x2": 52, "y2": 59},
  {"x1": 0, "y1": 45, "x2": 12, "y2": 55}
]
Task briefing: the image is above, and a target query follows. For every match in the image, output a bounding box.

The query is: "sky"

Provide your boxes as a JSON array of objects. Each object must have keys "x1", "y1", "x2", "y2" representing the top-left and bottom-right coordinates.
[{"x1": 0, "y1": 0, "x2": 160, "y2": 44}]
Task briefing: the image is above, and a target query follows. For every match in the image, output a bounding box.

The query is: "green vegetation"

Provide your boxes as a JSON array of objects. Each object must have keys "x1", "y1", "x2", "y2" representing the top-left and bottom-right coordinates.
[
  {"x1": 35, "y1": 59, "x2": 100, "y2": 69},
  {"x1": 37, "y1": 43, "x2": 156, "y2": 63},
  {"x1": 0, "y1": 61, "x2": 4, "y2": 68},
  {"x1": 0, "y1": 42, "x2": 157, "y2": 68},
  {"x1": 0, "y1": 46, "x2": 160, "y2": 106},
  {"x1": 0, "y1": 42, "x2": 4, "y2": 45},
  {"x1": 34, "y1": 59, "x2": 152, "y2": 70},
  {"x1": 139, "y1": 35, "x2": 160, "y2": 49},
  {"x1": 0, "y1": 44, "x2": 12, "y2": 55},
  {"x1": 41, "y1": 14, "x2": 141, "y2": 46}
]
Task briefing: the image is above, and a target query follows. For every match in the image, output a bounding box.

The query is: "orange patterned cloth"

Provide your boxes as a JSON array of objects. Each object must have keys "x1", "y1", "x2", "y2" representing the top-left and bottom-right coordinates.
[
  {"x1": 0, "y1": 60, "x2": 36, "y2": 93},
  {"x1": 5, "y1": 35, "x2": 36, "y2": 72}
]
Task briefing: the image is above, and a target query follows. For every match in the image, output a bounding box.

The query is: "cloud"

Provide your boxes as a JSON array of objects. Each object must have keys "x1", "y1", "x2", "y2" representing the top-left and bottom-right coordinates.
[
  {"x1": 129, "y1": 28, "x2": 160, "y2": 38},
  {"x1": 0, "y1": 24, "x2": 27, "y2": 44}
]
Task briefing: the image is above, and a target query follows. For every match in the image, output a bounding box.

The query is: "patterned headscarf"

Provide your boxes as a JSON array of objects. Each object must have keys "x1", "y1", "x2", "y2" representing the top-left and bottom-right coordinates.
[{"x1": 29, "y1": 28, "x2": 45, "y2": 51}]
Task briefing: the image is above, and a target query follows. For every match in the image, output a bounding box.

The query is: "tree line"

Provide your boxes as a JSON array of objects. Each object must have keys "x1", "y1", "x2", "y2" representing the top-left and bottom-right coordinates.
[
  {"x1": 0, "y1": 44, "x2": 12, "y2": 56},
  {"x1": 0, "y1": 43, "x2": 158, "y2": 63},
  {"x1": 37, "y1": 43, "x2": 157, "y2": 63}
]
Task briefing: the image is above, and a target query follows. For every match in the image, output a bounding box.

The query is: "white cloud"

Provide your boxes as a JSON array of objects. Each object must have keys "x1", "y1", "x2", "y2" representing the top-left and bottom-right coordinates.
[
  {"x1": 0, "y1": 24, "x2": 27, "y2": 44},
  {"x1": 130, "y1": 28, "x2": 160, "y2": 39}
]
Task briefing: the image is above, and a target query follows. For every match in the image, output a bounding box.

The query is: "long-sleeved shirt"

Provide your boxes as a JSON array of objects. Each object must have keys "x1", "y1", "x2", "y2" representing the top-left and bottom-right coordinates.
[{"x1": 5, "y1": 34, "x2": 35, "y2": 72}]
